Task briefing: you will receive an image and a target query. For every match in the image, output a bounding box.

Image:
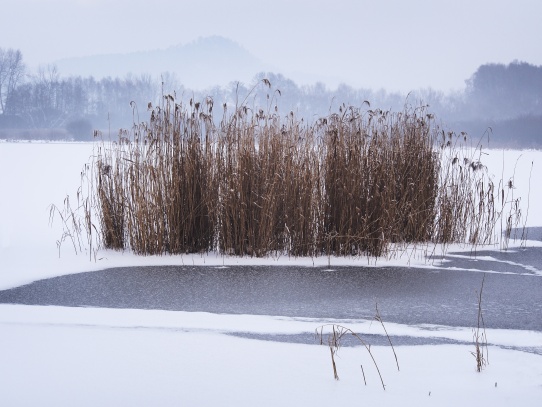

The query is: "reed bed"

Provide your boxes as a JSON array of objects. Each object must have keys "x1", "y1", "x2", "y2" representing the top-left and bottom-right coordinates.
[{"x1": 56, "y1": 81, "x2": 513, "y2": 259}]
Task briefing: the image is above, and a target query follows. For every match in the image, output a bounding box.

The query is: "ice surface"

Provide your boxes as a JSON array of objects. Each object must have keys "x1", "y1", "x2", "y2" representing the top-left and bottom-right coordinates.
[{"x1": 0, "y1": 141, "x2": 541, "y2": 406}]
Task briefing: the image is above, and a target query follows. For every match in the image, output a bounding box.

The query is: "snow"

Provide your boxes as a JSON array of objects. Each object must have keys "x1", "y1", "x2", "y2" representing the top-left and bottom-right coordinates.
[{"x1": 1, "y1": 141, "x2": 541, "y2": 406}]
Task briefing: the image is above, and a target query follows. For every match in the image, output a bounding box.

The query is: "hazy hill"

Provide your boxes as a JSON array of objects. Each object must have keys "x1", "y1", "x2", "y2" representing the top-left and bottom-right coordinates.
[{"x1": 55, "y1": 36, "x2": 267, "y2": 90}]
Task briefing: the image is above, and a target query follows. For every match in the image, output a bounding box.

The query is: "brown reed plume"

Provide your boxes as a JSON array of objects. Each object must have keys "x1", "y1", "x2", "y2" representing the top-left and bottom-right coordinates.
[{"x1": 52, "y1": 80, "x2": 520, "y2": 259}]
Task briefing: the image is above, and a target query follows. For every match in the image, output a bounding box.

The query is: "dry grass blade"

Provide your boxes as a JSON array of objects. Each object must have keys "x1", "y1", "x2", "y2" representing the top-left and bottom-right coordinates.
[
  {"x1": 316, "y1": 323, "x2": 390, "y2": 390},
  {"x1": 375, "y1": 303, "x2": 399, "y2": 371},
  {"x1": 50, "y1": 85, "x2": 522, "y2": 261},
  {"x1": 471, "y1": 274, "x2": 489, "y2": 372}
]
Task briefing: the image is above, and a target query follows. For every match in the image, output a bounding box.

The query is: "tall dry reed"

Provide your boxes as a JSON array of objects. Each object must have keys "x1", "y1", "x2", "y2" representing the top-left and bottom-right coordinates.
[{"x1": 52, "y1": 80, "x2": 517, "y2": 259}]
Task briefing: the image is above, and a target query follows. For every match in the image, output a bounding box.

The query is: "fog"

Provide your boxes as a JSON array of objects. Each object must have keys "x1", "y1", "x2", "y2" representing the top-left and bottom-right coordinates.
[
  {"x1": 2, "y1": 0, "x2": 542, "y2": 93},
  {"x1": 0, "y1": 1, "x2": 541, "y2": 146}
]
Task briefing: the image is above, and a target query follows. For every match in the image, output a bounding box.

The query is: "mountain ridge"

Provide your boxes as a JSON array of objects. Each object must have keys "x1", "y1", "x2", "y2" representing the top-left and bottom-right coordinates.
[{"x1": 55, "y1": 36, "x2": 268, "y2": 89}]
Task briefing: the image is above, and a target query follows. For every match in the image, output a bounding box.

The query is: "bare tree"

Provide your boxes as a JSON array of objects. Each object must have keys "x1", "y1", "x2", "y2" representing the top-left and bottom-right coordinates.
[{"x1": 0, "y1": 48, "x2": 26, "y2": 114}]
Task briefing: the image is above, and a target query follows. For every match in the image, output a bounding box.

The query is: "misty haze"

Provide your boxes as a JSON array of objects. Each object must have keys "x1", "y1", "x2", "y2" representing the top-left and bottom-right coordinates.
[
  {"x1": 1, "y1": 37, "x2": 541, "y2": 148},
  {"x1": 1, "y1": 1, "x2": 541, "y2": 406}
]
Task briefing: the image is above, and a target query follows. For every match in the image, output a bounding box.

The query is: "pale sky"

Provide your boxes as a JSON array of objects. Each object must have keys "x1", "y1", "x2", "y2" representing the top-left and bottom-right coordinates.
[{"x1": 2, "y1": 0, "x2": 541, "y2": 93}]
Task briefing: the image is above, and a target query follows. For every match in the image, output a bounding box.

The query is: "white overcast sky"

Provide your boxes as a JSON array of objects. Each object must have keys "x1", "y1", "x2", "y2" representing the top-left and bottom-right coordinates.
[{"x1": 2, "y1": 0, "x2": 541, "y2": 92}]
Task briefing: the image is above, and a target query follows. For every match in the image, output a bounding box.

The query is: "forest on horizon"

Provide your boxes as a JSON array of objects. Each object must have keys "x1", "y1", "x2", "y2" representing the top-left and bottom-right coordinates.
[{"x1": 0, "y1": 48, "x2": 541, "y2": 148}]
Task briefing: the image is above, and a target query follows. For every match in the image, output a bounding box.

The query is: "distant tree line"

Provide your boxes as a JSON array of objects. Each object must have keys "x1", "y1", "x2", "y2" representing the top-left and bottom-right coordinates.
[
  {"x1": 450, "y1": 61, "x2": 542, "y2": 148},
  {"x1": 465, "y1": 61, "x2": 542, "y2": 120},
  {"x1": 0, "y1": 48, "x2": 25, "y2": 115},
  {"x1": 0, "y1": 57, "x2": 156, "y2": 139},
  {"x1": 0, "y1": 47, "x2": 540, "y2": 147}
]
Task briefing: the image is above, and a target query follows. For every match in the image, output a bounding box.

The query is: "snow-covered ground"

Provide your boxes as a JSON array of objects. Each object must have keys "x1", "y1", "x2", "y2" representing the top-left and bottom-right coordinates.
[{"x1": 0, "y1": 141, "x2": 541, "y2": 406}]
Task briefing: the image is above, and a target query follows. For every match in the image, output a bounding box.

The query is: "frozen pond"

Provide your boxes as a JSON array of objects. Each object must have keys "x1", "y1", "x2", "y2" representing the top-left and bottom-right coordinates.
[{"x1": 1, "y1": 246, "x2": 541, "y2": 332}]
